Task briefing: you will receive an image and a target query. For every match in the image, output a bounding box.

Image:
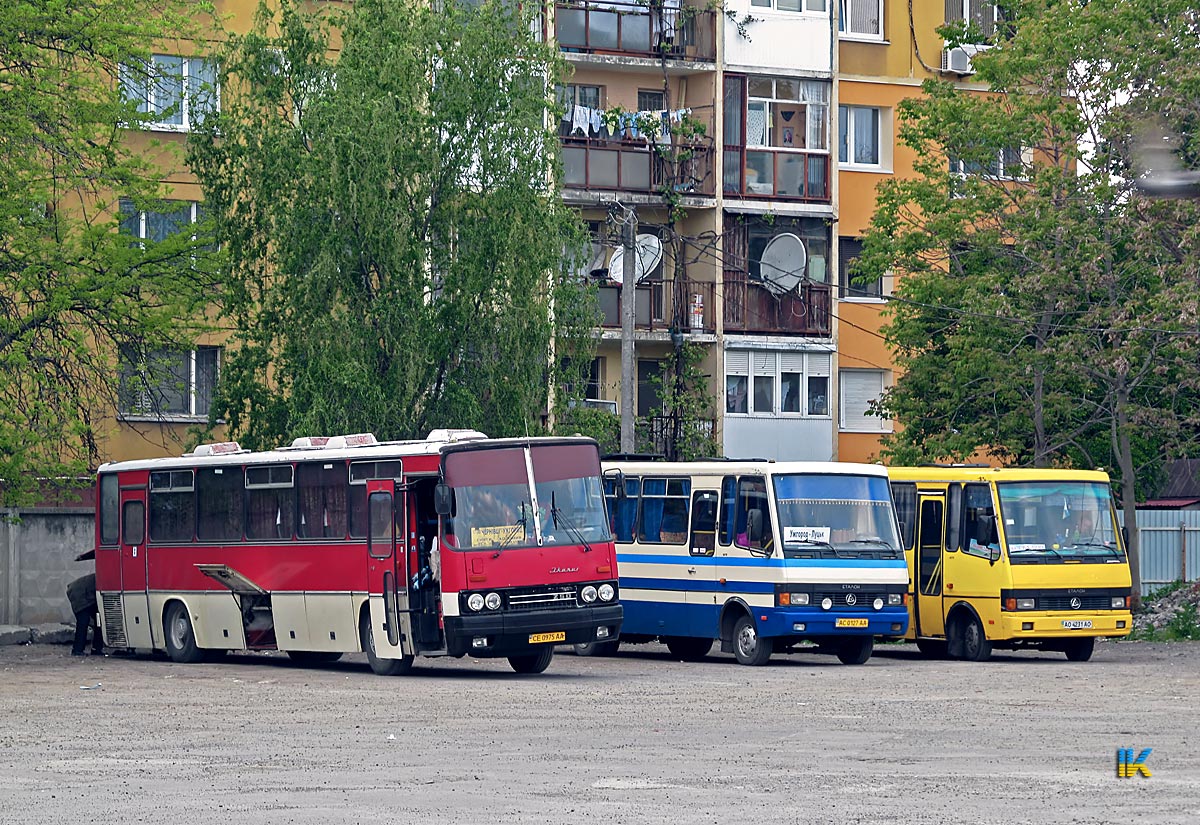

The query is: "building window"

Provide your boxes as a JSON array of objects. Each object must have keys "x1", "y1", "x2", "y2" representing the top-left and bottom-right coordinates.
[
  {"x1": 949, "y1": 146, "x2": 1026, "y2": 180},
  {"x1": 119, "y1": 55, "x2": 218, "y2": 131},
  {"x1": 751, "y1": 0, "x2": 827, "y2": 12},
  {"x1": 119, "y1": 199, "x2": 204, "y2": 242},
  {"x1": 945, "y1": 0, "x2": 1001, "y2": 36},
  {"x1": 745, "y1": 77, "x2": 829, "y2": 152},
  {"x1": 838, "y1": 105, "x2": 881, "y2": 167},
  {"x1": 118, "y1": 346, "x2": 220, "y2": 420},
  {"x1": 838, "y1": 0, "x2": 883, "y2": 39},
  {"x1": 839, "y1": 369, "x2": 890, "y2": 432},
  {"x1": 559, "y1": 84, "x2": 602, "y2": 138},
  {"x1": 637, "y1": 89, "x2": 664, "y2": 112},
  {"x1": 838, "y1": 237, "x2": 887, "y2": 300},
  {"x1": 726, "y1": 351, "x2": 831, "y2": 417},
  {"x1": 637, "y1": 359, "x2": 663, "y2": 417}
]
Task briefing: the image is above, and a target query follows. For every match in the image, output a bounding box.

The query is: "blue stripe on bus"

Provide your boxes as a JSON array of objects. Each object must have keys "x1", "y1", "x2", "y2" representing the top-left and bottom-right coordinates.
[
  {"x1": 621, "y1": 576, "x2": 776, "y2": 594},
  {"x1": 617, "y1": 553, "x2": 907, "y2": 569}
]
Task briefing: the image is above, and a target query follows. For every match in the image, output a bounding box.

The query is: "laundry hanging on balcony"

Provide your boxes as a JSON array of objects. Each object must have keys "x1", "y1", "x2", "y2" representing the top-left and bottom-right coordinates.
[{"x1": 562, "y1": 106, "x2": 693, "y2": 141}]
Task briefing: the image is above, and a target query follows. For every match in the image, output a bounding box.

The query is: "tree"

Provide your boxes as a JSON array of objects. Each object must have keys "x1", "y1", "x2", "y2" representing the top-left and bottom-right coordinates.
[
  {"x1": 855, "y1": 0, "x2": 1200, "y2": 592},
  {"x1": 188, "y1": 0, "x2": 594, "y2": 448},
  {"x1": 0, "y1": 0, "x2": 218, "y2": 508}
]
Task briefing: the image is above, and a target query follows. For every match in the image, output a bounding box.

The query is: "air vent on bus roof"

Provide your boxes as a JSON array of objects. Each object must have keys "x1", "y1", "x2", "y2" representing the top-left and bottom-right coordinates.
[
  {"x1": 426, "y1": 429, "x2": 489, "y2": 443},
  {"x1": 325, "y1": 432, "x2": 378, "y2": 449},
  {"x1": 288, "y1": 436, "x2": 331, "y2": 449},
  {"x1": 189, "y1": 441, "x2": 244, "y2": 457}
]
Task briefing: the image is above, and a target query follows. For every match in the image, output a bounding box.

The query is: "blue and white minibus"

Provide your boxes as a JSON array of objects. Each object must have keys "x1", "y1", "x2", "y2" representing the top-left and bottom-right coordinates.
[{"x1": 587, "y1": 459, "x2": 909, "y2": 665}]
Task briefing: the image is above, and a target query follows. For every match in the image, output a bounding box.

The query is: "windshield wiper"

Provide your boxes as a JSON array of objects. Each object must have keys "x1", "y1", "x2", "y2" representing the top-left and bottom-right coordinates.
[
  {"x1": 846, "y1": 538, "x2": 901, "y2": 557},
  {"x1": 1069, "y1": 540, "x2": 1123, "y2": 558},
  {"x1": 789, "y1": 538, "x2": 845, "y2": 558},
  {"x1": 492, "y1": 505, "x2": 528, "y2": 559},
  {"x1": 550, "y1": 492, "x2": 593, "y2": 553}
]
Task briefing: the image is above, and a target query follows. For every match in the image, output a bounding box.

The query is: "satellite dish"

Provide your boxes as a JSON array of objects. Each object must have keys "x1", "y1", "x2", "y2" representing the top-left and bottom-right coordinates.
[
  {"x1": 759, "y1": 232, "x2": 807, "y2": 295},
  {"x1": 608, "y1": 234, "x2": 664, "y2": 285}
]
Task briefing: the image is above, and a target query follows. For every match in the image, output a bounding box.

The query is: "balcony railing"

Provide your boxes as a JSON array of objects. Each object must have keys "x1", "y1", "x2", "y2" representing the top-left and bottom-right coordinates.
[
  {"x1": 555, "y1": 1, "x2": 717, "y2": 62},
  {"x1": 722, "y1": 148, "x2": 830, "y2": 202},
  {"x1": 598, "y1": 278, "x2": 716, "y2": 333},
  {"x1": 562, "y1": 137, "x2": 715, "y2": 196},
  {"x1": 723, "y1": 274, "x2": 831, "y2": 337}
]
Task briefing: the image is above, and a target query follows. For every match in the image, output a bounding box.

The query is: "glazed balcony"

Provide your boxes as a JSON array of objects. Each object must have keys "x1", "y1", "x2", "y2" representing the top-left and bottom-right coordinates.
[
  {"x1": 555, "y1": 1, "x2": 717, "y2": 62},
  {"x1": 598, "y1": 278, "x2": 716, "y2": 334},
  {"x1": 723, "y1": 273, "x2": 831, "y2": 337},
  {"x1": 562, "y1": 137, "x2": 715, "y2": 197},
  {"x1": 722, "y1": 148, "x2": 831, "y2": 202}
]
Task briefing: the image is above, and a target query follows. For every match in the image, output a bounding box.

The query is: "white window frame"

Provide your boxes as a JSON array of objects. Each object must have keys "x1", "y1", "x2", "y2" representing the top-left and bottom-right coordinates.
[
  {"x1": 750, "y1": 0, "x2": 828, "y2": 14},
  {"x1": 837, "y1": 104, "x2": 884, "y2": 169},
  {"x1": 838, "y1": 0, "x2": 884, "y2": 41},
  {"x1": 949, "y1": 146, "x2": 1029, "y2": 181},
  {"x1": 725, "y1": 351, "x2": 833, "y2": 419},
  {"x1": 838, "y1": 237, "x2": 892, "y2": 302},
  {"x1": 838, "y1": 369, "x2": 891, "y2": 432},
  {"x1": 119, "y1": 55, "x2": 219, "y2": 132},
  {"x1": 119, "y1": 200, "x2": 204, "y2": 242},
  {"x1": 118, "y1": 347, "x2": 221, "y2": 422},
  {"x1": 745, "y1": 77, "x2": 830, "y2": 153}
]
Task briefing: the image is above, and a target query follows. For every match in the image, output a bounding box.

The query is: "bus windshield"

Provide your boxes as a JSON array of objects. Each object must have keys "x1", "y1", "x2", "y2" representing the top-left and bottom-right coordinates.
[
  {"x1": 997, "y1": 481, "x2": 1123, "y2": 562},
  {"x1": 772, "y1": 474, "x2": 901, "y2": 559},
  {"x1": 443, "y1": 444, "x2": 610, "y2": 551}
]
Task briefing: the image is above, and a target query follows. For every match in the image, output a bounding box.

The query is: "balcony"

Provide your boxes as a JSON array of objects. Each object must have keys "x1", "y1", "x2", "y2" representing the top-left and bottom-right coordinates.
[
  {"x1": 723, "y1": 273, "x2": 831, "y2": 337},
  {"x1": 555, "y1": 1, "x2": 717, "y2": 62},
  {"x1": 598, "y1": 278, "x2": 716, "y2": 333},
  {"x1": 562, "y1": 137, "x2": 715, "y2": 197},
  {"x1": 722, "y1": 148, "x2": 830, "y2": 202}
]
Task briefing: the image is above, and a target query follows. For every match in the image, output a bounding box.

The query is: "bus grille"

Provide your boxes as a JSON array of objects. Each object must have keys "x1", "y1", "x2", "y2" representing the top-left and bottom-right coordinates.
[
  {"x1": 102, "y1": 594, "x2": 127, "y2": 647},
  {"x1": 506, "y1": 586, "x2": 579, "y2": 612},
  {"x1": 813, "y1": 590, "x2": 889, "y2": 609},
  {"x1": 1039, "y1": 595, "x2": 1112, "y2": 611}
]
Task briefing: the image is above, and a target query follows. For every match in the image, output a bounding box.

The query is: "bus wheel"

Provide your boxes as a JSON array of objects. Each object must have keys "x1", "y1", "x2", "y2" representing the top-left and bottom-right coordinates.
[
  {"x1": 359, "y1": 612, "x2": 414, "y2": 676},
  {"x1": 164, "y1": 602, "x2": 205, "y2": 664},
  {"x1": 732, "y1": 616, "x2": 772, "y2": 666},
  {"x1": 509, "y1": 647, "x2": 554, "y2": 674},
  {"x1": 665, "y1": 636, "x2": 713, "y2": 661},
  {"x1": 960, "y1": 615, "x2": 993, "y2": 662},
  {"x1": 915, "y1": 638, "x2": 948, "y2": 659},
  {"x1": 1063, "y1": 637, "x2": 1095, "y2": 662},
  {"x1": 286, "y1": 651, "x2": 344, "y2": 666},
  {"x1": 573, "y1": 640, "x2": 620, "y2": 657},
  {"x1": 836, "y1": 636, "x2": 873, "y2": 665}
]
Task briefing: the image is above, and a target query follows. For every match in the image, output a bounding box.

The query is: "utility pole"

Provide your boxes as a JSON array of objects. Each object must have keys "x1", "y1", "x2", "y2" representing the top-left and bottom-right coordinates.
[{"x1": 620, "y1": 205, "x2": 638, "y2": 453}]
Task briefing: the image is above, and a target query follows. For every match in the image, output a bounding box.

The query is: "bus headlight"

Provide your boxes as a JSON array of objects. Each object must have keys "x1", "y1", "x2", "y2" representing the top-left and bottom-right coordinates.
[
  {"x1": 1017, "y1": 598, "x2": 1036, "y2": 610},
  {"x1": 467, "y1": 593, "x2": 485, "y2": 612},
  {"x1": 791, "y1": 592, "x2": 810, "y2": 606},
  {"x1": 581, "y1": 585, "x2": 598, "y2": 603},
  {"x1": 1112, "y1": 596, "x2": 1128, "y2": 609},
  {"x1": 873, "y1": 598, "x2": 884, "y2": 610},
  {"x1": 887, "y1": 593, "x2": 903, "y2": 606},
  {"x1": 821, "y1": 597, "x2": 833, "y2": 610},
  {"x1": 485, "y1": 592, "x2": 502, "y2": 611},
  {"x1": 598, "y1": 583, "x2": 615, "y2": 602}
]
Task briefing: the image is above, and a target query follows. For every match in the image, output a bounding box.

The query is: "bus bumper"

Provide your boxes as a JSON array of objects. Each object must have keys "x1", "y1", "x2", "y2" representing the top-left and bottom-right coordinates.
[
  {"x1": 759, "y1": 607, "x2": 910, "y2": 639},
  {"x1": 444, "y1": 604, "x2": 624, "y2": 657},
  {"x1": 999, "y1": 611, "x2": 1133, "y2": 638}
]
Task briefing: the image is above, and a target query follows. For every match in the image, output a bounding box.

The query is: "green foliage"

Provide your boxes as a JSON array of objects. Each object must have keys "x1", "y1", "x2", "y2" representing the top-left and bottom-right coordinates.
[
  {"x1": 856, "y1": 0, "x2": 1200, "y2": 501},
  {"x1": 189, "y1": 0, "x2": 594, "y2": 448},
  {"x1": 644, "y1": 340, "x2": 721, "y2": 460},
  {"x1": 0, "y1": 0, "x2": 219, "y2": 507}
]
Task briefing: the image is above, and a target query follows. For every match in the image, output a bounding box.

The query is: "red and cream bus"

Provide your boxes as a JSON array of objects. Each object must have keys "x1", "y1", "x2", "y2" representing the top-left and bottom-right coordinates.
[{"x1": 92, "y1": 430, "x2": 621, "y2": 674}]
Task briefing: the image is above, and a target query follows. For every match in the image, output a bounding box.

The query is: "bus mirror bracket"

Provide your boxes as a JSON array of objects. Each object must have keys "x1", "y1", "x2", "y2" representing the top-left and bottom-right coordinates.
[
  {"x1": 434, "y1": 483, "x2": 452, "y2": 516},
  {"x1": 988, "y1": 545, "x2": 1001, "y2": 565}
]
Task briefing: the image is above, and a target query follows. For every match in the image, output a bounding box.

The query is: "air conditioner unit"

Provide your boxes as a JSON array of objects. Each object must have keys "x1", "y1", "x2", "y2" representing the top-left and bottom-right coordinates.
[{"x1": 941, "y1": 44, "x2": 984, "y2": 75}]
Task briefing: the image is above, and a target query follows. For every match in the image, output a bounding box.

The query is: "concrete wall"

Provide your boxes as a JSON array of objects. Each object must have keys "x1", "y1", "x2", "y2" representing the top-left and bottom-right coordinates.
[{"x1": 1, "y1": 508, "x2": 94, "y2": 626}]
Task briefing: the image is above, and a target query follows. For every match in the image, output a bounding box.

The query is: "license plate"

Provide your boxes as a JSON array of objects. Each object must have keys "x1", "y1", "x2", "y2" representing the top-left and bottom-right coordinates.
[
  {"x1": 529, "y1": 631, "x2": 566, "y2": 644},
  {"x1": 835, "y1": 618, "x2": 870, "y2": 628},
  {"x1": 1061, "y1": 620, "x2": 1093, "y2": 630}
]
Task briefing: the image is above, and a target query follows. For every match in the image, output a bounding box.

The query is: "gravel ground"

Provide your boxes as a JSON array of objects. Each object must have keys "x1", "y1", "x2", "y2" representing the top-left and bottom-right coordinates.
[{"x1": 1, "y1": 640, "x2": 1197, "y2": 824}]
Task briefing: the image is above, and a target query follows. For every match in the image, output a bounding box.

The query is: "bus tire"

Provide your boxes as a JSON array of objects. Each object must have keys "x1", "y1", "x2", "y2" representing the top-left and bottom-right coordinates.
[
  {"x1": 836, "y1": 636, "x2": 873, "y2": 665},
  {"x1": 665, "y1": 636, "x2": 713, "y2": 661},
  {"x1": 1063, "y1": 637, "x2": 1095, "y2": 662},
  {"x1": 164, "y1": 602, "x2": 205, "y2": 664},
  {"x1": 359, "y1": 612, "x2": 413, "y2": 676},
  {"x1": 915, "y1": 638, "x2": 948, "y2": 659},
  {"x1": 960, "y1": 615, "x2": 992, "y2": 662},
  {"x1": 286, "y1": 651, "x2": 344, "y2": 666},
  {"x1": 732, "y1": 616, "x2": 772, "y2": 666},
  {"x1": 509, "y1": 647, "x2": 554, "y2": 674},
  {"x1": 573, "y1": 640, "x2": 620, "y2": 657}
]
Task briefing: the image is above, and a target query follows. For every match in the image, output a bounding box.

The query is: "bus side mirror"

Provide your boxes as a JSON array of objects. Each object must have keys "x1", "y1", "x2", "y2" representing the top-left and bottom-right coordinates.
[
  {"x1": 746, "y1": 508, "x2": 763, "y2": 544},
  {"x1": 977, "y1": 514, "x2": 998, "y2": 546},
  {"x1": 604, "y1": 469, "x2": 627, "y2": 499},
  {"x1": 434, "y1": 483, "x2": 452, "y2": 516},
  {"x1": 989, "y1": 545, "x2": 1002, "y2": 565}
]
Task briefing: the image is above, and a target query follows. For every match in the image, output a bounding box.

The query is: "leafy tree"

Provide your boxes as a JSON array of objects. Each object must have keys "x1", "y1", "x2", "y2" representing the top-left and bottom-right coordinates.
[
  {"x1": 855, "y1": 0, "x2": 1200, "y2": 591},
  {"x1": 188, "y1": 0, "x2": 594, "y2": 448},
  {"x1": 0, "y1": 0, "x2": 218, "y2": 508}
]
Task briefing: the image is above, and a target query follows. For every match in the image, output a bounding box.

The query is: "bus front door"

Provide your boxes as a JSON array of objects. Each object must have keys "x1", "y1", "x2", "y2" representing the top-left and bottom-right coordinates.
[
  {"x1": 915, "y1": 495, "x2": 947, "y2": 638},
  {"x1": 366, "y1": 480, "x2": 415, "y2": 656},
  {"x1": 118, "y1": 487, "x2": 154, "y2": 649}
]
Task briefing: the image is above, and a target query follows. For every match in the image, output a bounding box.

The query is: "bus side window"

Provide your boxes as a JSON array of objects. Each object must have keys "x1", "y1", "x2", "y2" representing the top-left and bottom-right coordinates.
[
  {"x1": 718, "y1": 475, "x2": 737, "y2": 545},
  {"x1": 689, "y1": 491, "x2": 718, "y2": 556},
  {"x1": 946, "y1": 484, "x2": 963, "y2": 552},
  {"x1": 735, "y1": 477, "x2": 772, "y2": 553},
  {"x1": 962, "y1": 484, "x2": 997, "y2": 557},
  {"x1": 605, "y1": 476, "x2": 638, "y2": 543},
  {"x1": 890, "y1": 482, "x2": 916, "y2": 551}
]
